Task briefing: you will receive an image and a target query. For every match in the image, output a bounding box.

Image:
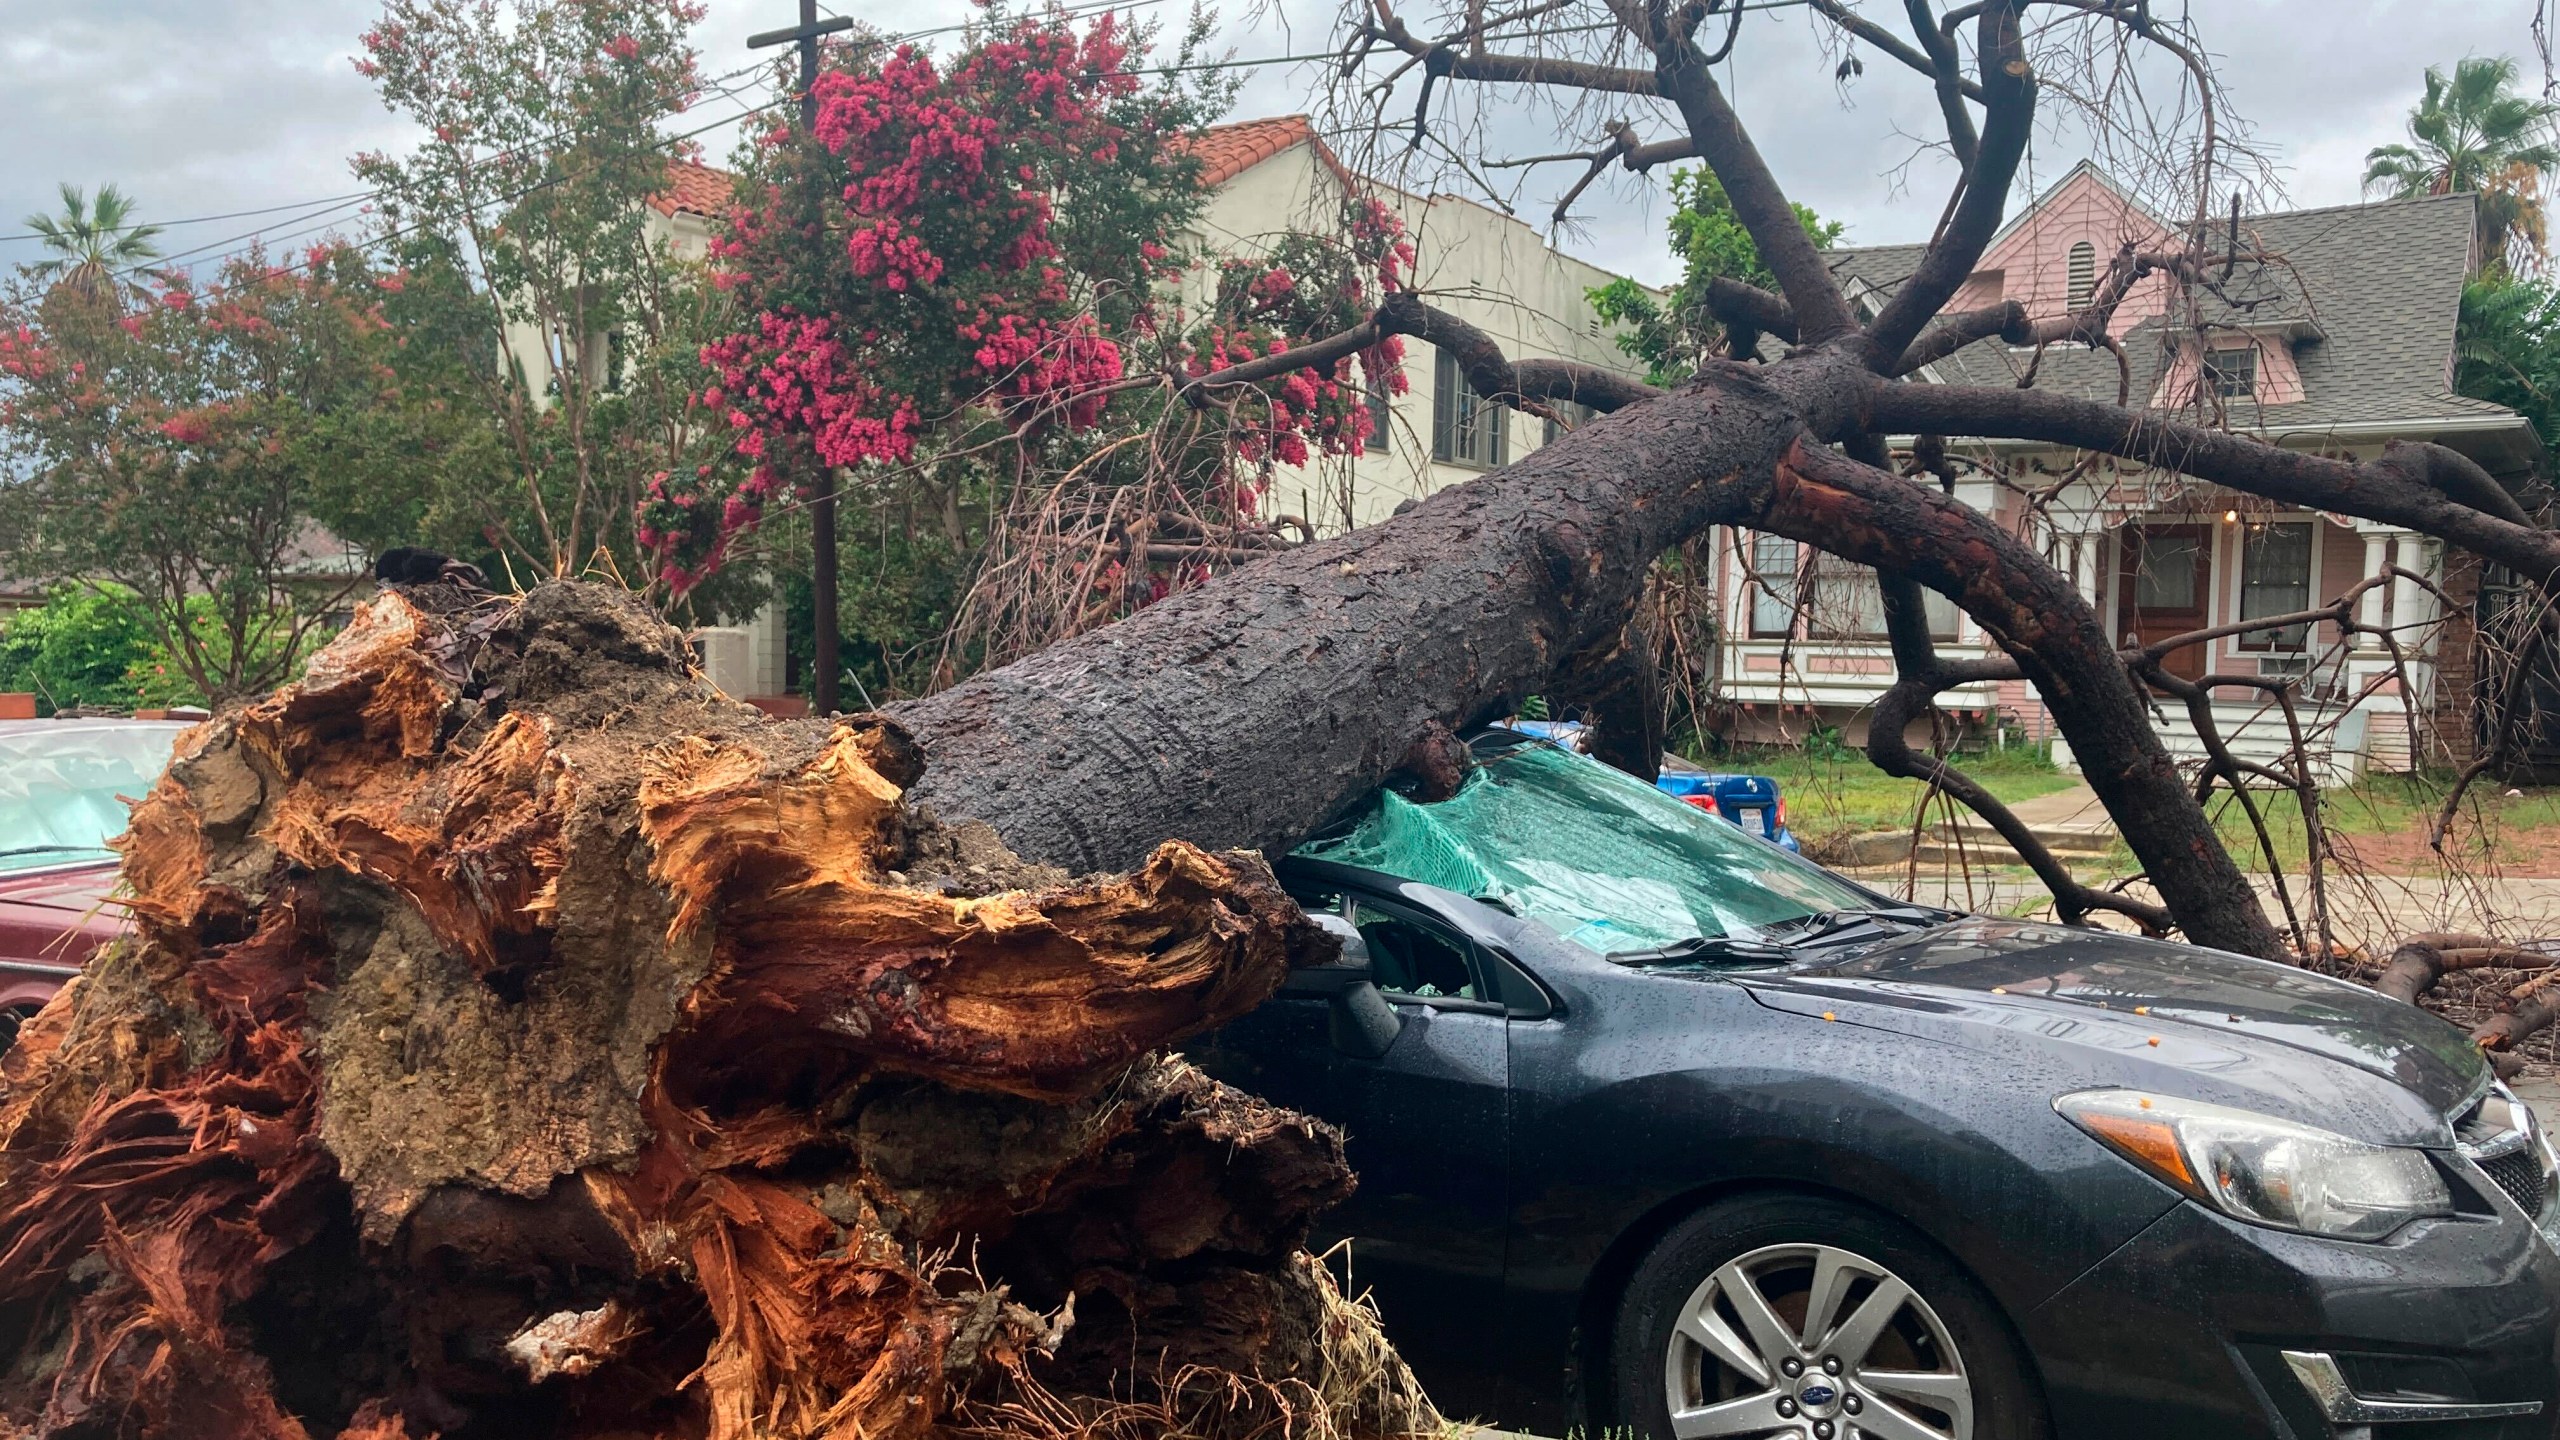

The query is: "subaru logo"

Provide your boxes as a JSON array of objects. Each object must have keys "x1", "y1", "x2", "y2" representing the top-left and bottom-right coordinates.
[{"x1": 1799, "y1": 1384, "x2": 1837, "y2": 1406}]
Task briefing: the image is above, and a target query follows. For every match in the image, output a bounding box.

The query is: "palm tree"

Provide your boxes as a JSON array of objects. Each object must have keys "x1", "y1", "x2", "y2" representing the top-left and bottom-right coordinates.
[
  {"x1": 2365, "y1": 55, "x2": 2560, "y2": 275},
  {"x1": 20, "y1": 183, "x2": 165, "y2": 306}
]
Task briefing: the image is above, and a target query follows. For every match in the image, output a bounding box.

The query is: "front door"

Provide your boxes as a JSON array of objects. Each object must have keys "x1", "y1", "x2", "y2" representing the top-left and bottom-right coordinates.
[
  {"x1": 1184, "y1": 883, "x2": 1511, "y2": 1417},
  {"x1": 2117, "y1": 524, "x2": 2212, "y2": 681}
]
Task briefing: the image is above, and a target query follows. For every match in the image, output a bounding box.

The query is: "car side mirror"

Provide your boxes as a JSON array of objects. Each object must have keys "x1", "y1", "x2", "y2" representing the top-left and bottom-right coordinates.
[{"x1": 1288, "y1": 913, "x2": 1404, "y2": 1060}]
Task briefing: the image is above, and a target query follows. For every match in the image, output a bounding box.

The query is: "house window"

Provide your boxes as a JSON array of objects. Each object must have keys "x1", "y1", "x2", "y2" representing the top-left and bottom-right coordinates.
[
  {"x1": 2203, "y1": 344, "x2": 2257, "y2": 400},
  {"x1": 1432, "y1": 349, "x2": 1507, "y2": 468},
  {"x1": 1806, "y1": 555, "x2": 1960, "y2": 641},
  {"x1": 2237, "y1": 520, "x2": 2312, "y2": 650},
  {"x1": 1542, "y1": 400, "x2": 1593, "y2": 446},
  {"x1": 604, "y1": 330, "x2": 626, "y2": 394},
  {"x1": 2066, "y1": 241, "x2": 2097, "y2": 310},
  {"x1": 1364, "y1": 364, "x2": 1394, "y2": 457},
  {"x1": 1747, "y1": 533, "x2": 1800, "y2": 637}
]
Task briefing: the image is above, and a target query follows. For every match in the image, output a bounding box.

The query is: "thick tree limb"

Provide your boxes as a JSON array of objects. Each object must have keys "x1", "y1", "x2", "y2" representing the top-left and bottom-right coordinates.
[
  {"x1": 1858, "y1": 380, "x2": 2549, "y2": 561},
  {"x1": 1654, "y1": 55, "x2": 1862, "y2": 344},
  {"x1": 1380, "y1": 293, "x2": 1665, "y2": 413},
  {"x1": 1756, "y1": 437, "x2": 2282, "y2": 957},
  {"x1": 1360, "y1": 16, "x2": 1663, "y2": 94},
  {"x1": 1183, "y1": 294, "x2": 1664, "y2": 415},
  {"x1": 1902, "y1": 0, "x2": 1981, "y2": 169},
  {"x1": 1867, "y1": 576, "x2": 2171, "y2": 933},
  {"x1": 1703, "y1": 276, "x2": 1799, "y2": 348},
  {"x1": 1865, "y1": 2, "x2": 2035, "y2": 364}
]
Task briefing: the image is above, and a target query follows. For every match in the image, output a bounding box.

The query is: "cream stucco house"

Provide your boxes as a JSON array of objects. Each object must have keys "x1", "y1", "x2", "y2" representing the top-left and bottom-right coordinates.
[{"x1": 1182, "y1": 116, "x2": 1650, "y2": 531}]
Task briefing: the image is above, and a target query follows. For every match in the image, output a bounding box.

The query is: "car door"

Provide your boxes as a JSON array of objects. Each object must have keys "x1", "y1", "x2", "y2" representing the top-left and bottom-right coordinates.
[{"x1": 1186, "y1": 879, "x2": 1513, "y2": 1415}]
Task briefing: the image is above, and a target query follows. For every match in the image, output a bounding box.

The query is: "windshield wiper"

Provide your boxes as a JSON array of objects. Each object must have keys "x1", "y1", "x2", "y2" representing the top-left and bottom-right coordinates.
[
  {"x1": 1763, "y1": 905, "x2": 1955, "y2": 942},
  {"x1": 1613, "y1": 934, "x2": 1799, "y2": 968},
  {"x1": 0, "y1": 845, "x2": 112, "y2": 860}
]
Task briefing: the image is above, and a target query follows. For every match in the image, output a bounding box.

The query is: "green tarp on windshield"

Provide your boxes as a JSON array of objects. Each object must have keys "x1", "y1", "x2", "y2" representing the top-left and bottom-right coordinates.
[{"x1": 1294, "y1": 742, "x2": 1871, "y2": 955}]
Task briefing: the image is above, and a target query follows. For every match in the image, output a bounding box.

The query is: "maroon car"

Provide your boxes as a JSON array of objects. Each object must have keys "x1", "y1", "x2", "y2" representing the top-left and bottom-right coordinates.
[{"x1": 0, "y1": 719, "x2": 189, "y2": 1047}]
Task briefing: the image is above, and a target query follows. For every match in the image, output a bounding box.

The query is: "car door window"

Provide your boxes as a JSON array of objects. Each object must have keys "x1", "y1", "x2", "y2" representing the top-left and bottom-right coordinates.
[{"x1": 1351, "y1": 900, "x2": 1481, "y2": 1001}]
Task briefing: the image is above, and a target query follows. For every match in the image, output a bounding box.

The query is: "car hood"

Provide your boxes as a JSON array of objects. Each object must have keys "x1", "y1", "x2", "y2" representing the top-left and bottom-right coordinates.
[
  {"x1": 1735, "y1": 918, "x2": 2484, "y2": 1146},
  {"x1": 0, "y1": 863, "x2": 121, "y2": 917}
]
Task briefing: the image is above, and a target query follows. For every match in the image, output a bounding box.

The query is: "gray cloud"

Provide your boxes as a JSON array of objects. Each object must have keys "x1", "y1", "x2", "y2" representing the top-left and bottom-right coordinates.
[{"x1": 0, "y1": 0, "x2": 2544, "y2": 289}]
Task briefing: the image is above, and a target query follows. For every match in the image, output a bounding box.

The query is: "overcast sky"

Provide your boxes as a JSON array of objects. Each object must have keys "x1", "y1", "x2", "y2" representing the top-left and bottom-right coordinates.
[{"x1": 0, "y1": 0, "x2": 2547, "y2": 289}]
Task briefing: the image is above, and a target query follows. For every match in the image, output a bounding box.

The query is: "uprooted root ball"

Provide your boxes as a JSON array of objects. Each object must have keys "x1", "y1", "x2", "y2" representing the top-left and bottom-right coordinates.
[{"x1": 0, "y1": 581, "x2": 1442, "y2": 1440}]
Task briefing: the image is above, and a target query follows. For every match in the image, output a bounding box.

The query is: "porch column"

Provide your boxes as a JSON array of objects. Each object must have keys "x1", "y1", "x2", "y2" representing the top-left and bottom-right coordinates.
[
  {"x1": 2072, "y1": 530, "x2": 2103, "y2": 612},
  {"x1": 1721, "y1": 526, "x2": 1751, "y2": 640},
  {"x1": 2390, "y1": 535, "x2": 2442, "y2": 639},
  {"x1": 2356, "y1": 529, "x2": 2392, "y2": 642}
]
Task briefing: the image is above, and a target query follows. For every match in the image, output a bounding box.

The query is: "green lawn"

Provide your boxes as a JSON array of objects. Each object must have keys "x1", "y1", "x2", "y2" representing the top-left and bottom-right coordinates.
[
  {"x1": 2183, "y1": 772, "x2": 2560, "y2": 874},
  {"x1": 1692, "y1": 745, "x2": 2560, "y2": 877},
  {"x1": 1690, "y1": 744, "x2": 2079, "y2": 843}
]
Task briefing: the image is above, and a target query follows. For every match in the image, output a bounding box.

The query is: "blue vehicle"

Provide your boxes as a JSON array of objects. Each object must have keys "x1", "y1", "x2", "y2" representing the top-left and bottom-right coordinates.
[{"x1": 1506, "y1": 720, "x2": 1799, "y2": 851}]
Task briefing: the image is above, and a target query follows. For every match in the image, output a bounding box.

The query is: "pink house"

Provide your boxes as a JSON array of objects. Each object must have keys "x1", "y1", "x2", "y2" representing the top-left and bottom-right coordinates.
[{"x1": 1714, "y1": 163, "x2": 2544, "y2": 782}]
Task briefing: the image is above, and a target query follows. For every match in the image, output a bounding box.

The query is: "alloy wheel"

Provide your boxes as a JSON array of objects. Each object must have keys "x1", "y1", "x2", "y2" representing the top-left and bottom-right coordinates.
[{"x1": 1661, "y1": 1241, "x2": 1973, "y2": 1440}]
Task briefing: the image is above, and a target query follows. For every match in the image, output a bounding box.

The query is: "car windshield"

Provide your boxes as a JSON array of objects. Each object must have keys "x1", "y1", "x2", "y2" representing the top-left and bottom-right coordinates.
[
  {"x1": 0, "y1": 726, "x2": 180, "y2": 876},
  {"x1": 1293, "y1": 738, "x2": 1878, "y2": 956}
]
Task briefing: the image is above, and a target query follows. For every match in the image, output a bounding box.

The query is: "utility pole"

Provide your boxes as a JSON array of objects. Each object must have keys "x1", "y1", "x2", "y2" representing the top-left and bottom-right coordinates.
[{"x1": 749, "y1": 0, "x2": 855, "y2": 714}]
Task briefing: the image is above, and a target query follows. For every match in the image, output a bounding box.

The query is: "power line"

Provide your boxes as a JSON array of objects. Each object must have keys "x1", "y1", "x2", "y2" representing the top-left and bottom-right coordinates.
[
  {"x1": 136, "y1": 42, "x2": 1356, "y2": 282},
  {"x1": 45, "y1": 0, "x2": 1167, "y2": 269},
  {"x1": 0, "y1": 191, "x2": 380, "y2": 246}
]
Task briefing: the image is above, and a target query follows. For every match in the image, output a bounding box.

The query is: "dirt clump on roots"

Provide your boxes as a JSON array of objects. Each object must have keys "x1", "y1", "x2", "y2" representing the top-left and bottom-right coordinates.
[{"x1": 0, "y1": 580, "x2": 1442, "y2": 1440}]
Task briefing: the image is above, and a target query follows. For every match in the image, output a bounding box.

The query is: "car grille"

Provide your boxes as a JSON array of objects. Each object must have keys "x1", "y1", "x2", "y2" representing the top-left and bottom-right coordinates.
[
  {"x1": 2480, "y1": 1147, "x2": 2548, "y2": 1217},
  {"x1": 2453, "y1": 1081, "x2": 2556, "y2": 1222}
]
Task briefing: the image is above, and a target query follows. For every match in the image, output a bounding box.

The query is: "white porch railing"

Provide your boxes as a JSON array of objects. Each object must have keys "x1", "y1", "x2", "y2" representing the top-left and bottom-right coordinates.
[{"x1": 2053, "y1": 698, "x2": 2416, "y2": 787}]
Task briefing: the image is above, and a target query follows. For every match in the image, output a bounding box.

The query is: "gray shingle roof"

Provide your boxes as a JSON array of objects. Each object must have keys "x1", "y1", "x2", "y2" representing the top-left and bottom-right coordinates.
[{"x1": 1813, "y1": 190, "x2": 2518, "y2": 435}]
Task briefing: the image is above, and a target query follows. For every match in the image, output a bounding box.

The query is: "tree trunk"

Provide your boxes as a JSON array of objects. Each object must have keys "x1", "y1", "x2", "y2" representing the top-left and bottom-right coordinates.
[
  {"x1": 0, "y1": 584, "x2": 1435, "y2": 1440},
  {"x1": 901, "y1": 363, "x2": 2281, "y2": 957}
]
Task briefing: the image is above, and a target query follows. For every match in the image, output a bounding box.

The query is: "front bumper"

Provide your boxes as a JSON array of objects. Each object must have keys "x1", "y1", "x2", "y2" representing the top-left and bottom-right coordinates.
[{"x1": 2025, "y1": 1193, "x2": 2560, "y2": 1437}]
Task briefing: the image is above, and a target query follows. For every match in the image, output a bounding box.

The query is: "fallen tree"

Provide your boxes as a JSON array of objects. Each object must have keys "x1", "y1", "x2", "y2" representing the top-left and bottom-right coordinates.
[
  {"x1": 19, "y1": 2, "x2": 2560, "y2": 1433},
  {"x1": 0, "y1": 583, "x2": 1436, "y2": 1439}
]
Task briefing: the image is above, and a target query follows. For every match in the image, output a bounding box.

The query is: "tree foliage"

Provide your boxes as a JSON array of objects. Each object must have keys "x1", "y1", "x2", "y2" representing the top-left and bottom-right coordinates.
[
  {"x1": 0, "y1": 587, "x2": 157, "y2": 713},
  {"x1": 352, "y1": 0, "x2": 743, "y2": 598},
  {"x1": 686, "y1": 10, "x2": 1409, "y2": 689},
  {"x1": 0, "y1": 247, "x2": 432, "y2": 702},
  {"x1": 1587, "y1": 167, "x2": 1840, "y2": 386},
  {"x1": 2458, "y1": 272, "x2": 2560, "y2": 452},
  {"x1": 2365, "y1": 55, "x2": 2560, "y2": 275},
  {"x1": 19, "y1": 183, "x2": 164, "y2": 310}
]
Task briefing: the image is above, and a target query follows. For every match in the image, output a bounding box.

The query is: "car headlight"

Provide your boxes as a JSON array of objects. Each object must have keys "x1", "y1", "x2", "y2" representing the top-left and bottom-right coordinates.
[{"x1": 2057, "y1": 1089, "x2": 2453, "y2": 1241}]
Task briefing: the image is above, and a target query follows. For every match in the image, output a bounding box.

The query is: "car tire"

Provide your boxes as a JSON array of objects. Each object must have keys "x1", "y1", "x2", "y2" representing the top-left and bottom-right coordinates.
[{"x1": 1607, "y1": 1191, "x2": 2048, "y2": 1440}]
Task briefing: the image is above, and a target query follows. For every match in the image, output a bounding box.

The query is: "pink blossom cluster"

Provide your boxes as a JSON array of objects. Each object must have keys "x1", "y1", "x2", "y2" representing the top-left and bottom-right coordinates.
[
  {"x1": 702, "y1": 311, "x2": 920, "y2": 471},
  {"x1": 670, "y1": 13, "x2": 1171, "y2": 596}
]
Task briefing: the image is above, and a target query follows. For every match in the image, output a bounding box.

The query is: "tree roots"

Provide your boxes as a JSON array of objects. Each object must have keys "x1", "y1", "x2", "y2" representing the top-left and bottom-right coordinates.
[{"x1": 0, "y1": 582, "x2": 1440, "y2": 1440}]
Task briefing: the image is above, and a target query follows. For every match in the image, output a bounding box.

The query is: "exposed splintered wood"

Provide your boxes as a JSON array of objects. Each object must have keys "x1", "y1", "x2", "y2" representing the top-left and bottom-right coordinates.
[{"x1": 0, "y1": 582, "x2": 1439, "y2": 1440}]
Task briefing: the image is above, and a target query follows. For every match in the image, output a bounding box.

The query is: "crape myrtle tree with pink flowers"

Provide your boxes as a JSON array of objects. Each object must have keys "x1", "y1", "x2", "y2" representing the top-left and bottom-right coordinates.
[
  {"x1": 0, "y1": 246, "x2": 473, "y2": 702},
  {"x1": 664, "y1": 9, "x2": 1416, "y2": 690}
]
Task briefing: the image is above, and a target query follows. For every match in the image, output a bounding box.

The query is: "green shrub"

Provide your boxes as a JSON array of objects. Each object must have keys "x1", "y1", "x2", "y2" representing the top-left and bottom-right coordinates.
[
  {"x1": 0, "y1": 587, "x2": 155, "y2": 713},
  {"x1": 0, "y1": 586, "x2": 331, "y2": 714}
]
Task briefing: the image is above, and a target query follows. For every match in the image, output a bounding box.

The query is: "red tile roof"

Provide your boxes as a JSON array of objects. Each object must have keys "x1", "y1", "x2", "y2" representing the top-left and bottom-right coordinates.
[
  {"x1": 1181, "y1": 115, "x2": 1319, "y2": 185},
  {"x1": 652, "y1": 159, "x2": 735, "y2": 217}
]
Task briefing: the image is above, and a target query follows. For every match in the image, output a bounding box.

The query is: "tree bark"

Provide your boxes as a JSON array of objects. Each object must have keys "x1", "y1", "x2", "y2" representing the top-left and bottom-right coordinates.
[{"x1": 901, "y1": 356, "x2": 2282, "y2": 958}]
